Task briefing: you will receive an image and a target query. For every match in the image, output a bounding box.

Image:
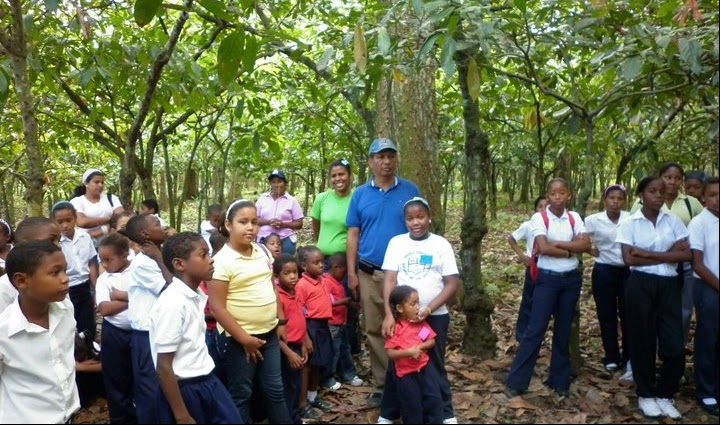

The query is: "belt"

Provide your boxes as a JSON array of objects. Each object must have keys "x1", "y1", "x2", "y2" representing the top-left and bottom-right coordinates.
[{"x1": 539, "y1": 269, "x2": 580, "y2": 277}]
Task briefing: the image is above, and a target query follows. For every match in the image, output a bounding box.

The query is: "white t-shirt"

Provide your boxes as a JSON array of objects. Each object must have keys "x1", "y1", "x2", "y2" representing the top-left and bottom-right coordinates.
[
  {"x1": 200, "y1": 220, "x2": 215, "y2": 254},
  {"x1": 531, "y1": 209, "x2": 586, "y2": 272},
  {"x1": 382, "y1": 233, "x2": 459, "y2": 316},
  {"x1": 70, "y1": 194, "x2": 121, "y2": 236},
  {"x1": 511, "y1": 220, "x2": 535, "y2": 258},
  {"x1": 149, "y1": 278, "x2": 215, "y2": 379},
  {"x1": 688, "y1": 208, "x2": 719, "y2": 280},
  {"x1": 95, "y1": 268, "x2": 131, "y2": 330},
  {"x1": 616, "y1": 210, "x2": 689, "y2": 277},
  {"x1": 584, "y1": 210, "x2": 630, "y2": 267}
]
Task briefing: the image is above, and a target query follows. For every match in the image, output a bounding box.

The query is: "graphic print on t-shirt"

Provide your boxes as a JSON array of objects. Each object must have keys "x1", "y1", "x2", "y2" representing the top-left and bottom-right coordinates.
[{"x1": 401, "y1": 251, "x2": 433, "y2": 280}]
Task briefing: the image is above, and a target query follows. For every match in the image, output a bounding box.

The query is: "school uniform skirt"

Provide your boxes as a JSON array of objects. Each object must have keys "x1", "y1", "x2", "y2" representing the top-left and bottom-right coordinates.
[{"x1": 306, "y1": 318, "x2": 334, "y2": 368}]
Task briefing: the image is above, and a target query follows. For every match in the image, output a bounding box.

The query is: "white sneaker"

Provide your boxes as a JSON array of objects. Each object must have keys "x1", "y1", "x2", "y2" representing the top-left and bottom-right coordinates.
[
  {"x1": 346, "y1": 376, "x2": 364, "y2": 386},
  {"x1": 443, "y1": 417, "x2": 459, "y2": 424},
  {"x1": 656, "y1": 398, "x2": 682, "y2": 419},
  {"x1": 638, "y1": 397, "x2": 663, "y2": 418},
  {"x1": 325, "y1": 381, "x2": 342, "y2": 391},
  {"x1": 620, "y1": 361, "x2": 634, "y2": 382},
  {"x1": 377, "y1": 417, "x2": 394, "y2": 424}
]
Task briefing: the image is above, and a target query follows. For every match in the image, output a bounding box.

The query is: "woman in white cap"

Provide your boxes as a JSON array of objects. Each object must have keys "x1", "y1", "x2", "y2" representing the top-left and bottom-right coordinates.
[{"x1": 70, "y1": 169, "x2": 124, "y2": 241}]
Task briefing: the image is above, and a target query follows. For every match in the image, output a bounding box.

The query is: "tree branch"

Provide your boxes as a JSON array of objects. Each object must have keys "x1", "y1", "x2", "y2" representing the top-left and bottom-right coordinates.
[{"x1": 58, "y1": 79, "x2": 124, "y2": 144}]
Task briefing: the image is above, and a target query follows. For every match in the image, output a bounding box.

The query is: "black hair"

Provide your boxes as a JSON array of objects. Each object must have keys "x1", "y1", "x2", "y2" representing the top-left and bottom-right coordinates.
[
  {"x1": 207, "y1": 203, "x2": 222, "y2": 215},
  {"x1": 209, "y1": 231, "x2": 227, "y2": 254},
  {"x1": 273, "y1": 253, "x2": 299, "y2": 275},
  {"x1": 328, "y1": 252, "x2": 346, "y2": 268},
  {"x1": 261, "y1": 233, "x2": 282, "y2": 245},
  {"x1": 546, "y1": 177, "x2": 570, "y2": 192},
  {"x1": 109, "y1": 211, "x2": 134, "y2": 231},
  {"x1": 533, "y1": 196, "x2": 546, "y2": 210},
  {"x1": 388, "y1": 285, "x2": 417, "y2": 319},
  {"x1": 162, "y1": 232, "x2": 206, "y2": 273},
  {"x1": 220, "y1": 199, "x2": 256, "y2": 237},
  {"x1": 72, "y1": 170, "x2": 104, "y2": 198},
  {"x1": 296, "y1": 245, "x2": 321, "y2": 265},
  {"x1": 5, "y1": 240, "x2": 62, "y2": 287},
  {"x1": 657, "y1": 162, "x2": 684, "y2": 177},
  {"x1": 98, "y1": 233, "x2": 130, "y2": 257},
  {"x1": 141, "y1": 198, "x2": 160, "y2": 214},
  {"x1": 328, "y1": 158, "x2": 352, "y2": 175},
  {"x1": 705, "y1": 176, "x2": 719, "y2": 188},
  {"x1": 685, "y1": 170, "x2": 707, "y2": 183},
  {"x1": 636, "y1": 176, "x2": 662, "y2": 195},
  {"x1": 51, "y1": 201, "x2": 76, "y2": 216},
  {"x1": 0, "y1": 218, "x2": 13, "y2": 244},
  {"x1": 14, "y1": 217, "x2": 57, "y2": 243},
  {"x1": 120, "y1": 214, "x2": 152, "y2": 244}
]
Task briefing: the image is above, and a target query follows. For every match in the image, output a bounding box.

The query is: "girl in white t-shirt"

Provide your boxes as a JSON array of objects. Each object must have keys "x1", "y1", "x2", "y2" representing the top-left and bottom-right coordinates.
[
  {"x1": 381, "y1": 196, "x2": 459, "y2": 425},
  {"x1": 71, "y1": 168, "x2": 124, "y2": 241},
  {"x1": 584, "y1": 184, "x2": 630, "y2": 373}
]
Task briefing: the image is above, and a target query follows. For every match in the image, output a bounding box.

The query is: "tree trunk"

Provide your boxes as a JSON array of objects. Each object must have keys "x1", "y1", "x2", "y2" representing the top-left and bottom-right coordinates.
[
  {"x1": 456, "y1": 48, "x2": 497, "y2": 358},
  {"x1": 1, "y1": 0, "x2": 45, "y2": 216},
  {"x1": 576, "y1": 117, "x2": 594, "y2": 216}
]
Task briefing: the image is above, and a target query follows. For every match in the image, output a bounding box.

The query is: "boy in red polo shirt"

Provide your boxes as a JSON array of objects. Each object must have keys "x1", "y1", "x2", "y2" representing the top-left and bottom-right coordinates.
[
  {"x1": 321, "y1": 254, "x2": 363, "y2": 390},
  {"x1": 274, "y1": 254, "x2": 315, "y2": 423},
  {"x1": 296, "y1": 246, "x2": 335, "y2": 414},
  {"x1": 385, "y1": 285, "x2": 443, "y2": 424}
]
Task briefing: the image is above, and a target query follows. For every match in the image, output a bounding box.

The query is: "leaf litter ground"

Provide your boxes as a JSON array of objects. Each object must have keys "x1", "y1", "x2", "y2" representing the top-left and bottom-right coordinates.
[{"x1": 74, "y1": 207, "x2": 716, "y2": 424}]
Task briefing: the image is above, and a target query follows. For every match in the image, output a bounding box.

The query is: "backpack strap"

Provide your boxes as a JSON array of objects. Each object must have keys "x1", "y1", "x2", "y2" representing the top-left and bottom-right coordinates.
[
  {"x1": 107, "y1": 193, "x2": 114, "y2": 207},
  {"x1": 541, "y1": 209, "x2": 576, "y2": 233},
  {"x1": 683, "y1": 196, "x2": 692, "y2": 218}
]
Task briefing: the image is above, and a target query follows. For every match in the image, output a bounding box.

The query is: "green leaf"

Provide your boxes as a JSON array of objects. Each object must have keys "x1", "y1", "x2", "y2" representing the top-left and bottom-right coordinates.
[
  {"x1": 439, "y1": 37, "x2": 456, "y2": 76},
  {"x1": 217, "y1": 31, "x2": 244, "y2": 86},
  {"x1": 418, "y1": 31, "x2": 442, "y2": 62},
  {"x1": 567, "y1": 114, "x2": 580, "y2": 135},
  {"x1": 678, "y1": 38, "x2": 702, "y2": 75},
  {"x1": 412, "y1": 0, "x2": 424, "y2": 17},
  {"x1": 243, "y1": 35, "x2": 258, "y2": 75},
  {"x1": 620, "y1": 56, "x2": 642, "y2": 81},
  {"x1": 574, "y1": 18, "x2": 599, "y2": 31},
  {"x1": 44, "y1": 0, "x2": 59, "y2": 12},
  {"x1": 133, "y1": 0, "x2": 162, "y2": 27},
  {"x1": 316, "y1": 47, "x2": 335, "y2": 71},
  {"x1": 513, "y1": 0, "x2": 526, "y2": 13},
  {"x1": 234, "y1": 99, "x2": 244, "y2": 119},
  {"x1": 377, "y1": 28, "x2": 391, "y2": 56},
  {"x1": 467, "y1": 58, "x2": 480, "y2": 102},
  {"x1": 0, "y1": 71, "x2": 8, "y2": 94},
  {"x1": 198, "y1": 0, "x2": 234, "y2": 21}
]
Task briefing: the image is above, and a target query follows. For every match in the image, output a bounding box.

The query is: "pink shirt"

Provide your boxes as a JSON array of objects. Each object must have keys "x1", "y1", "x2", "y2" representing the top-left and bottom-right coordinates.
[
  {"x1": 384, "y1": 320, "x2": 436, "y2": 378},
  {"x1": 255, "y1": 192, "x2": 304, "y2": 240}
]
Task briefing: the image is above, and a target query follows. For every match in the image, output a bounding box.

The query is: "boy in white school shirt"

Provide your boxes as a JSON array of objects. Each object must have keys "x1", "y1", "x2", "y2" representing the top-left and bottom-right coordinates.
[
  {"x1": 0, "y1": 241, "x2": 80, "y2": 424},
  {"x1": 150, "y1": 232, "x2": 242, "y2": 423}
]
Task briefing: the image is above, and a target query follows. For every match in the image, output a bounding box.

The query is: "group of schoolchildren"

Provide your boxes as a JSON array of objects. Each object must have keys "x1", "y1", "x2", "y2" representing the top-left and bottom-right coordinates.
[{"x1": 506, "y1": 164, "x2": 718, "y2": 420}]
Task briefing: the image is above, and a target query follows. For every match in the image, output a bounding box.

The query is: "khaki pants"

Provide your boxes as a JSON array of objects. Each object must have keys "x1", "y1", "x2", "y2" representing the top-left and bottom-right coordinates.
[{"x1": 359, "y1": 269, "x2": 388, "y2": 391}]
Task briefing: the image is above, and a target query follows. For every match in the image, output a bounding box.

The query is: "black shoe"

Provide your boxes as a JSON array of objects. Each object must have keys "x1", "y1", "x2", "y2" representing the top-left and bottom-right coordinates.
[
  {"x1": 367, "y1": 392, "x2": 383, "y2": 408},
  {"x1": 310, "y1": 397, "x2": 333, "y2": 412},
  {"x1": 298, "y1": 404, "x2": 323, "y2": 419},
  {"x1": 505, "y1": 386, "x2": 524, "y2": 398},
  {"x1": 554, "y1": 388, "x2": 570, "y2": 397},
  {"x1": 698, "y1": 400, "x2": 719, "y2": 417}
]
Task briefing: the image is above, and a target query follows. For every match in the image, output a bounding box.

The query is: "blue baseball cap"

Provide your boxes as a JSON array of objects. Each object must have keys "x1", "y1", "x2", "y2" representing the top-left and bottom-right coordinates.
[
  {"x1": 268, "y1": 169, "x2": 287, "y2": 181},
  {"x1": 368, "y1": 138, "x2": 398, "y2": 156}
]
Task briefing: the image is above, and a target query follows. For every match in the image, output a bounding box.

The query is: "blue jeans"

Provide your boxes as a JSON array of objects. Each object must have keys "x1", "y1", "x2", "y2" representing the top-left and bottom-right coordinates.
[
  {"x1": 507, "y1": 269, "x2": 581, "y2": 392},
  {"x1": 219, "y1": 330, "x2": 291, "y2": 423},
  {"x1": 322, "y1": 324, "x2": 358, "y2": 387},
  {"x1": 206, "y1": 328, "x2": 227, "y2": 386},
  {"x1": 281, "y1": 237, "x2": 296, "y2": 255},
  {"x1": 693, "y1": 277, "x2": 718, "y2": 401},
  {"x1": 591, "y1": 263, "x2": 630, "y2": 367}
]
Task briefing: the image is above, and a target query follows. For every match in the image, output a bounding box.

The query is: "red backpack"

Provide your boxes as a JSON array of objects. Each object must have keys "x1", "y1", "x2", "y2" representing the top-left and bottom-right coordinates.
[{"x1": 529, "y1": 209, "x2": 576, "y2": 282}]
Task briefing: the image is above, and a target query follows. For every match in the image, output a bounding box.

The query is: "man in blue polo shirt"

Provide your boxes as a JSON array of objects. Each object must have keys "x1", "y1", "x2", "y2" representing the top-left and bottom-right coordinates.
[{"x1": 346, "y1": 138, "x2": 420, "y2": 411}]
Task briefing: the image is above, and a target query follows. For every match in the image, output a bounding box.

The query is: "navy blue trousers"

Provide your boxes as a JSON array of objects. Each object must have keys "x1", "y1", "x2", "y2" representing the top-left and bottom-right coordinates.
[
  {"x1": 280, "y1": 342, "x2": 303, "y2": 424},
  {"x1": 102, "y1": 321, "x2": 136, "y2": 423},
  {"x1": 693, "y1": 277, "x2": 719, "y2": 401},
  {"x1": 515, "y1": 267, "x2": 535, "y2": 342},
  {"x1": 156, "y1": 374, "x2": 243, "y2": 424},
  {"x1": 130, "y1": 330, "x2": 159, "y2": 423},
  {"x1": 69, "y1": 280, "x2": 96, "y2": 342},
  {"x1": 591, "y1": 263, "x2": 630, "y2": 367},
  {"x1": 396, "y1": 362, "x2": 443, "y2": 424},
  {"x1": 507, "y1": 269, "x2": 581, "y2": 392}
]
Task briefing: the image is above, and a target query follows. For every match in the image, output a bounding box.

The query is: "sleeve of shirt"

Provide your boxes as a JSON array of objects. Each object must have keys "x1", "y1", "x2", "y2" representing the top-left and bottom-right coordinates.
[
  {"x1": 152, "y1": 302, "x2": 183, "y2": 354},
  {"x1": 615, "y1": 220, "x2": 634, "y2": 245},
  {"x1": 571, "y1": 212, "x2": 587, "y2": 235},
  {"x1": 511, "y1": 221, "x2": 529, "y2": 242},
  {"x1": 295, "y1": 282, "x2": 307, "y2": 308},
  {"x1": 95, "y1": 274, "x2": 112, "y2": 305},
  {"x1": 384, "y1": 332, "x2": 401, "y2": 349},
  {"x1": 110, "y1": 194, "x2": 122, "y2": 209},
  {"x1": 131, "y1": 260, "x2": 166, "y2": 295},
  {"x1": 438, "y1": 238, "x2": 459, "y2": 276},
  {"x1": 70, "y1": 197, "x2": 85, "y2": 214},
  {"x1": 687, "y1": 215, "x2": 704, "y2": 251},
  {"x1": 345, "y1": 190, "x2": 361, "y2": 228},
  {"x1": 309, "y1": 192, "x2": 324, "y2": 220},
  {"x1": 85, "y1": 235, "x2": 97, "y2": 259},
  {"x1": 290, "y1": 198, "x2": 304, "y2": 220},
  {"x1": 381, "y1": 236, "x2": 401, "y2": 271},
  {"x1": 212, "y1": 254, "x2": 232, "y2": 283},
  {"x1": 529, "y1": 212, "x2": 546, "y2": 238},
  {"x1": 584, "y1": 215, "x2": 596, "y2": 234},
  {"x1": 668, "y1": 214, "x2": 690, "y2": 241}
]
